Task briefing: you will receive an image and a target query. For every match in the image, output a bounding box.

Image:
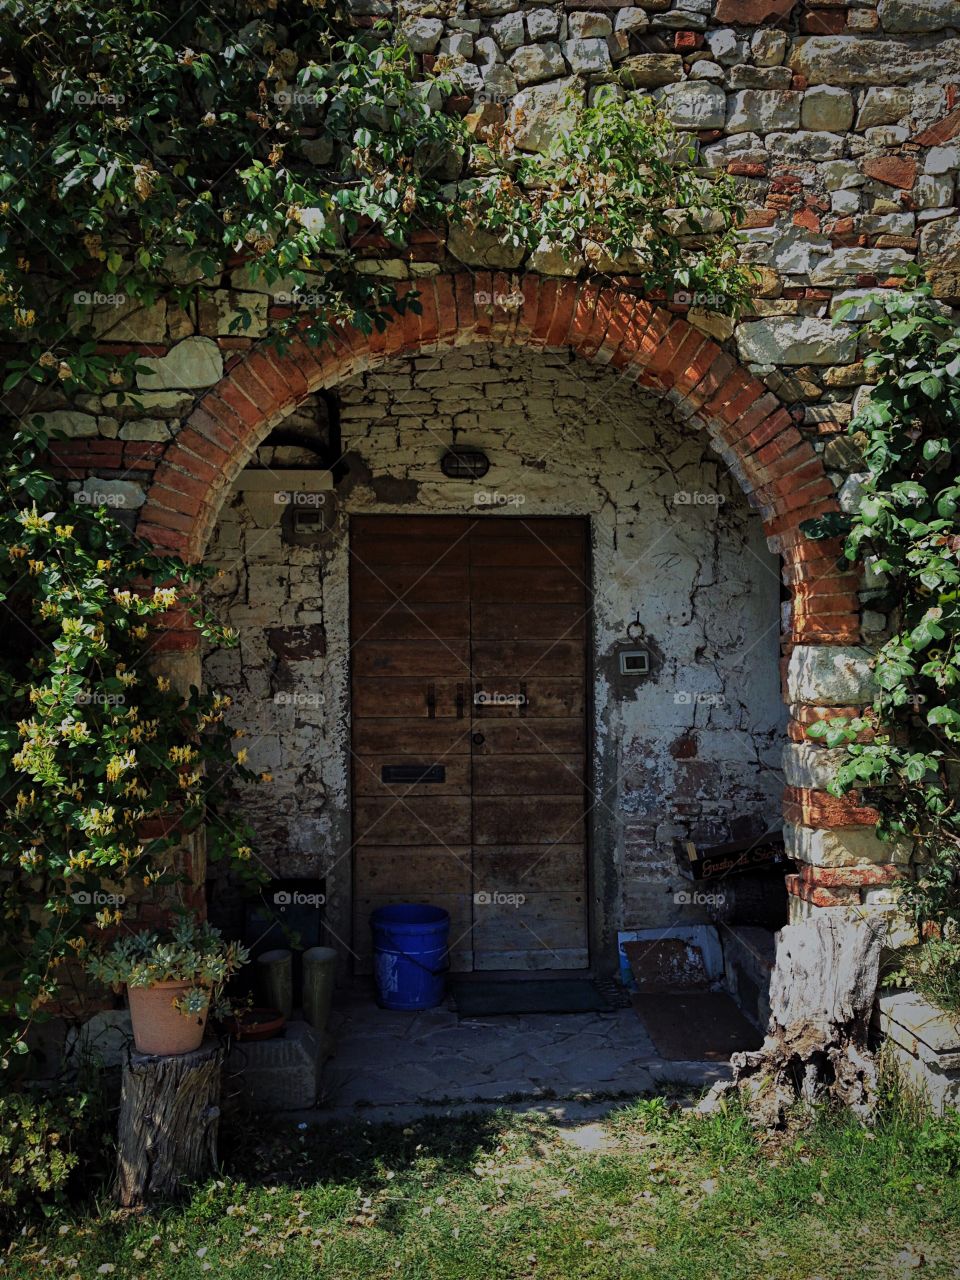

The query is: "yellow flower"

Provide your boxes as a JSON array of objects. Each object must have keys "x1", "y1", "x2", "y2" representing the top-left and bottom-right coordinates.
[
  {"x1": 260, "y1": 772, "x2": 273, "y2": 783},
  {"x1": 156, "y1": 675, "x2": 171, "y2": 693},
  {"x1": 236, "y1": 748, "x2": 248, "y2": 765},
  {"x1": 54, "y1": 524, "x2": 74, "y2": 539},
  {"x1": 28, "y1": 559, "x2": 45, "y2": 575},
  {"x1": 7, "y1": 544, "x2": 27, "y2": 559}
]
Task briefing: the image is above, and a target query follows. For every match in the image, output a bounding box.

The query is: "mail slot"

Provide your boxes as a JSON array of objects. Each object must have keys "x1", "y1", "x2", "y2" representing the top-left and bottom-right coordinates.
[{"x1": 381, "y1": 764, "x2": 446, "y2": 785}]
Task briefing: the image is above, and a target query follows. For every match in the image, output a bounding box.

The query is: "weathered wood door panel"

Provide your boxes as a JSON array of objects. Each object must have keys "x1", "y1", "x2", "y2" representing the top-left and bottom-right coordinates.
[{"x1": 350, "y1": 515, "x2": 589, "y2": 972}]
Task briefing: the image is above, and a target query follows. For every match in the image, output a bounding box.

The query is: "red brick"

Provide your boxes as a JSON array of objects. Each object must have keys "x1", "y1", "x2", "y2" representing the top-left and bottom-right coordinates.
[
  {"x1": 434, "y1": 274, "x2": 459, "y2": 341},
  {"x1": 135, "y1": 522, "x2": 190, "y2": 555},
  {"x1": 799, "y1": 863, "x2": 900, "y2": 888},
  {"x1": 545, "y1": 281, "x2": 580, "y2": 347},
  {"x1": 419, "y1": 280, "x2": 440, "y2": 346},
  {"x1": 863, "y1": 156, "x2": 917, "y2": 191},
  {"x1": 785, "y1": 875, "x2": 858, "y2": 907},
  {"x1": 783, "y1": 785, "x2": 880, "y2": 828},
  {"x1": 801, "y1": 9, "x2": 846, "y2": 34},
  {"x1": 451, "y1": 272, "x2": 477, "y2": 336},
  {"x1": 728, "y1": 161, "x2": 767, "y2": 178},
  {"x1": 715, "y1": 0, "x2": 795, "y2": 18},
  {"x1": 913, "y1": 106, "x2": 960, "y2": 147},
  {"x1": 598, "y1": 291, "x2": 639, "y2": 363}
]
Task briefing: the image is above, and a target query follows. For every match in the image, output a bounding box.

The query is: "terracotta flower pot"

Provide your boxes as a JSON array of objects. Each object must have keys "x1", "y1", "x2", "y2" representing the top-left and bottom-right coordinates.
[{"x1": 127, "y1": 980, "x2": 209, "y2": 1055}]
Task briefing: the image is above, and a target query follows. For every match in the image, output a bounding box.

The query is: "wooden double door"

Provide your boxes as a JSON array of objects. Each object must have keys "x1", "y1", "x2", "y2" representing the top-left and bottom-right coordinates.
[{"x1": 350, "y1": 515, "x2": 589, "y2": 972}]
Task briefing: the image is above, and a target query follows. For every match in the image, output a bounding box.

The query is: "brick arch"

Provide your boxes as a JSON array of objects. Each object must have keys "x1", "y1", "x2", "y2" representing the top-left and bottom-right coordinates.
[{"x1": 138, "y1": 272, "x2": 858, "y2": 650}]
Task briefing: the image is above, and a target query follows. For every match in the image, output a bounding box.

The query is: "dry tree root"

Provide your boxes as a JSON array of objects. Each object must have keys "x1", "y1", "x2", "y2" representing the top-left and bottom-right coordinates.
[{"x1": 700, "y1": 915, "x2": 886, "y2": 1129}]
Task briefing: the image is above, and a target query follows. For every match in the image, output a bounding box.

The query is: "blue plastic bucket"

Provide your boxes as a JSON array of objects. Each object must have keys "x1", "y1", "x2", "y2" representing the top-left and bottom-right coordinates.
[{"x1": 370, "y1": 903, "x2": 450, "y2": 1010}]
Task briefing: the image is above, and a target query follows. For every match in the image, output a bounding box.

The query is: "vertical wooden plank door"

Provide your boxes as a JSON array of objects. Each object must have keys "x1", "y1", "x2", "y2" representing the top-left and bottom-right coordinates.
[{"x1": 350, "y1": 515, "x2": 589, "y2": 972}]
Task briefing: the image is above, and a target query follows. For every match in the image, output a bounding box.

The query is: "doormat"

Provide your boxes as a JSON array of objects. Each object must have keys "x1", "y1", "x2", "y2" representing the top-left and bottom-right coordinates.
[
  {"x1": 631, "y1": 991, "x2": 763, "y2": 1061},
  {"x1": 450, "y1": 978, "x2": 615, "y2": 1017}
]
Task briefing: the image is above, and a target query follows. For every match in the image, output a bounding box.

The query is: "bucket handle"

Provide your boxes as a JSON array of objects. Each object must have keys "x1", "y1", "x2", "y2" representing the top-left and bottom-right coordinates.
[{"x1": 382, "y1": 943, "x2": 450, "y2": 978}]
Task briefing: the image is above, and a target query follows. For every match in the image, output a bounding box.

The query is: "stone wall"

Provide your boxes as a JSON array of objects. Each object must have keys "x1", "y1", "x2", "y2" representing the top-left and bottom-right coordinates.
[
  {"x1": 24, "y1": 0, "x2": 959, "y2": 949},
  {"x1": 203, "y1": 345, "x2": 785, "y2": 953}
]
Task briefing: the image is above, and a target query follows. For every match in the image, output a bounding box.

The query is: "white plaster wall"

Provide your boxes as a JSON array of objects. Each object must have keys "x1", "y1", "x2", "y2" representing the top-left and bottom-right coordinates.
[{"x1": 203, "y1": 343, "x2": 785, "y2": 957}]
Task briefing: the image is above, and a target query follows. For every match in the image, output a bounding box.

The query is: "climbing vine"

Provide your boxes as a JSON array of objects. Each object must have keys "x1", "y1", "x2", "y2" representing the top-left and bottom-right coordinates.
[
  {"x1": 0, "y1": 0, "x2": 751, "y2": 1065},
  {"x1": 0, "y1": 0, "x2": 750, "y2": 405},
  {"x1": 0, "y1": 420, "x2": 262, "y2": 1067},
  {"x1": 804, "y1": 270, "x2": 960, "y2": 936}
]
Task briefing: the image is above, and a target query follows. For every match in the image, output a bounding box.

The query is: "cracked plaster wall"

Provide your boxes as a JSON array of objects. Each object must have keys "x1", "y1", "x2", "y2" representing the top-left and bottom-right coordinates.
[{"x1": 203, "y1": 343, "x2": 785, "y2": 957}]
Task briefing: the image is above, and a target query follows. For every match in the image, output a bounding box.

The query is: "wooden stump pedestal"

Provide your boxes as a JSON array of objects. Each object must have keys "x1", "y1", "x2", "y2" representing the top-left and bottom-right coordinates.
[{"x1": 116, "y1": 1041, "x2": 224, "y2": 1207}]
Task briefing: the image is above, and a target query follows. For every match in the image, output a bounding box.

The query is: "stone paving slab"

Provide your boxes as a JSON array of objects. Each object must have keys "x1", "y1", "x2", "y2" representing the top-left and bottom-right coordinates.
[{"x1": 316, "y1": 994, "x2": 728, "y2": 1118}]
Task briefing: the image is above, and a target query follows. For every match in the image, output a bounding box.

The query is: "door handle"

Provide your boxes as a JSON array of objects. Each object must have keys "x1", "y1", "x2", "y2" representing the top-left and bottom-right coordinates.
[
  {"x1": 426, "y1": 682, "x2": 436, "y2": 719},
  {"x1": 472, "y1": 731, "x2": 485, "y2": 746}
]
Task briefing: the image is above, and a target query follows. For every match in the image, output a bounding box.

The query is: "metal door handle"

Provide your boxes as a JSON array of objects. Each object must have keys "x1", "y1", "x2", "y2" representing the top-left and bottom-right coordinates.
[{"x1": 472, "y1": 731, "x2": 485, "y2": 746}]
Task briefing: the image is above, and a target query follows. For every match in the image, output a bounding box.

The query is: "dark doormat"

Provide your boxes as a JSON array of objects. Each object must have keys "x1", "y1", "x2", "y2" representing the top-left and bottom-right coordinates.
[
  {"x1": 451, "y1": 978, "x2": 614, "y2": 1017},
  {"x1": 631, "y1": 991, "x2": 764, "y2": 1061}
]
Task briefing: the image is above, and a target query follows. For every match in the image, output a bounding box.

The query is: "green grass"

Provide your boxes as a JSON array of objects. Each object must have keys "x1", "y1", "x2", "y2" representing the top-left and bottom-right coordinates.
[{"x1": 7, "y1": 1092, "x2": 960, "y2": 1280}]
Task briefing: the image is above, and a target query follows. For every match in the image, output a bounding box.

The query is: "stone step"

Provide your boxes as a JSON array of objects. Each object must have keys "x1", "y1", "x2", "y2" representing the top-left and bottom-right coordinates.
[{"x1": 720, "y1": 926, "x2": 776, "y2": 1031}]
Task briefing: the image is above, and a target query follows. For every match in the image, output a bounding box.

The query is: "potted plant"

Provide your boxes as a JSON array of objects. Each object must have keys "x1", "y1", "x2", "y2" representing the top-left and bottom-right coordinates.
[{"x1": 87, "y1": 919, "x2": 248, "y2": 1056}]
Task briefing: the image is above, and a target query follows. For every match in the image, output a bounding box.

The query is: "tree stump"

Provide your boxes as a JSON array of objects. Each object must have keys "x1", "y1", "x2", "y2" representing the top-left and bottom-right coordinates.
[
  {"x1": 116, "y1": 1041, "x2": 224, "y2": 1207},
  {"x1": 701, "y1": 915, "x2": 886, "y2": 1128}
]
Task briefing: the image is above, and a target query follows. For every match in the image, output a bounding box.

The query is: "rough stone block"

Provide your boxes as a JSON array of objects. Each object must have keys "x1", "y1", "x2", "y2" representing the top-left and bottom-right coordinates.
[
  {"x1": 491, "y1": 11, "x2": 525, "y2": 49},
  {"x1": 508, "y1": 41, "x2": 566, "y2": 85},
  {"x1": 735, "y1": 316, "x2": 856, "y2": 366},
  {"x1": 562, "y1": 36, "x2": 613, "y2": 73},
  {"x1": 782, "y1": 742, "x2": 850, "y2": 791},
  {"x1": 509, "y1": 77, "x2": 585, "y2": 152},
  {"x1": 402, "y1": 17, "x2": 443, "y2": 52},
  {"x1": 875, "y1": 990, "x2": 960, "y2": 1114},
  {"x1": 788, "y1": 36, "x2": 960, "y2": 86},
  {"x1": 801, "y1": 85, "x2": 854, "y2": 132},
  {"x1": 878, "y1": 0, "x2": 959, "y2": 33},
  {"x1": 567, "y1": 11, "x2": 613, "y2": 37},
  {"x1": 64, "y1": 1010, "x2": 133, "y2": 1070},
  {"x1": 226, "y1": 1021, "x2": 324, "y2": 1110},
  {"x1": 726, "y1": 89, "x2": 802, "y2": 135},
  {"x1": 784, "y1": 822, "x2": 913, "y2": 867},
  {"x1": 75, "y1": 477, "x2": 146, "y2": 510},
  {"x1": 618, "y1": 53, "x2": 683, "y2": 87},
  {"x1": 526, "y1": 7, "x2": 560, "y2": 38},
  {"x1": 659, "y1": 81, "x2": 726, "y2": 130},
  {"x1": 787, "y1": 644, "x2": 877, "y2": 706},
  {"x1": 809, "y1": 246, "x2": 912, "y2": 285},
  {"x1": 36, "y1": 410, "x2": 100, "y2": 438},
  {"x1": 137, "y1": 336, "x2": 224, "y2": 391}
]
